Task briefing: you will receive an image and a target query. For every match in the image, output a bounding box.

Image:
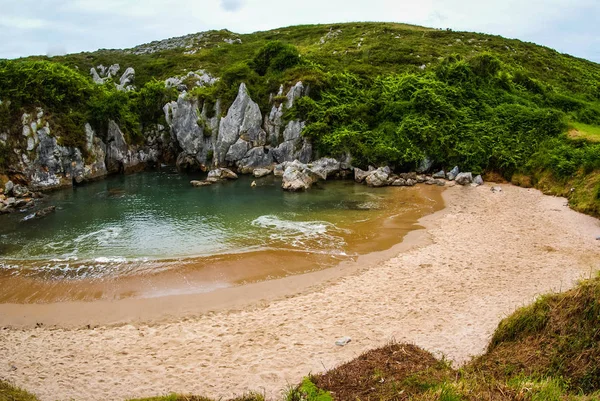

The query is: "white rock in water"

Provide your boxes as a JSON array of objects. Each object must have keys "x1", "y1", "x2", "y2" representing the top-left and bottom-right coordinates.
[{"x1": 335, "y1": 336, "x2": 352, "y2": 346}]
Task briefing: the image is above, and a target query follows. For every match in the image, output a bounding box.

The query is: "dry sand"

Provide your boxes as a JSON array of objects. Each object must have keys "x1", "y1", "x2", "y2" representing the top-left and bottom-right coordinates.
[{"x1": 1, "y1": 183, "x2": 599, "y2": 401}]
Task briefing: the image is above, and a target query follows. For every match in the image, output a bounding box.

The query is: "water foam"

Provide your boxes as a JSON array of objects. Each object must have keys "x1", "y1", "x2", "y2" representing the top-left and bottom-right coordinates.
[{"x1": 251, "y1": 215, "x2": 348, "y2": 252}]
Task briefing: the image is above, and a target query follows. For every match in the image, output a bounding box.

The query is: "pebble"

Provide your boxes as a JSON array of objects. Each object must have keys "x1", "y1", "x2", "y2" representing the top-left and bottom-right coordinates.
[{"x1": 335, "y1": 336, "x2": 352, "y2": 346}]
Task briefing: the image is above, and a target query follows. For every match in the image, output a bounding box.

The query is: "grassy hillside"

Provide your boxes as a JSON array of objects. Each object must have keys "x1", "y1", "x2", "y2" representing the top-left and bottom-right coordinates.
[
  {"x1": 5, "y1": 274, "x2": 600, "y2": 401},
  {"x1": 1, "y1": 22, "x2": 600, "y2": 214}
]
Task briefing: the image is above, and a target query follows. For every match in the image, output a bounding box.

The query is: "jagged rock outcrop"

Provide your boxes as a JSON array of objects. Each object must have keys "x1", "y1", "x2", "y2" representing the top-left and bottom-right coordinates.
[
  {"x1": 116, "y1": 67, "x2": 135, "y2": 91},
  {"x1": 90, "y1": 64, "x2": 121, "y2": 84},
  {"x1": 164, "y1": 94, "x2": 220, "y2": 171},
  {"x1": 26, "y1": 125, "x2": 86, "y2": 190},
  {"x1": 90, "y1": 64, "x2": 135, "y2": 91},
  {"x1": 106, "y1": 120, "x2": 159, "y2": 174},
  {"x1": 216, "y1": 83, "x2": 265, "y2": 166},
  {"x1": 165, "y1": 70, "x2": 218, "y2": 91},
  {"x1": 270, "y1": 83, "x2": 313, "y2": 164}
]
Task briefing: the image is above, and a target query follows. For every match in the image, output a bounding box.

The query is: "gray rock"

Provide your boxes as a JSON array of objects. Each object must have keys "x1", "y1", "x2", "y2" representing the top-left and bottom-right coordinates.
[
  {"x1": 177, "y1": 153, "x2": 202, "y2": 172},
  {"x1": 83, "y1": 124, "x2": 108, "y2": 181},
  {"x1": 264, "y1": 104, "x2": 284, "y2": 146},
  {"x1": 116, "y1": 67, "x2": 135, "y2": 91},
  {"x1": 271, "y1": 120, "x2": 311, "y2": 164},
  {"x1": 416, "y1": 175, "x2": 427, "y2": 183},
  {"x1": 473, "y1": 175, "x2": 484, "y2": 186},
  {"x1": 225, "y1": 139, "x2": 251, "y2": 163},
  {"x1": 335, "y1": 336, "x2": 352, "y2": 346},
  {"x1": 4, "y1": 180, "x2": 14, "y2": 195},
  {"x1": 406, "y1": 178, "x2": 417, "y2": 186},
  {"x1": 392, "y1": 178, "x2": 406, "y2": 186},
  {"x1": 365, "y1": 167, "x2": 391, "y2": 187},
  {"x1": 216, "y1": 83, "x2": 265, "y2": 165},
  {"x1": 491, "y1": 186, "x2": 503, "y2": 193},
  {"x1": 432, "y1": 170, "x2": 445, "y2": 179},
  {"x1": 309, "y1": 158, "x2": 340, "y2": 180},
  {"x1": 286, "y1": 81, "x2": 305, "y2": 109},
  {"x1": 282, "y1": 165, "x2": 315, "y2": 191},
  {"x1": 399, "y1": 172, "x2": 417, "y2": 181},
  {"x1": 273, "y1": 163, "x2": 285, "y2": 177},
  {"x1": 13, "y1": 184, "x2": 29, "y2": 198},
  {"x1": 23, "y1": 206, "x2": 56, "y2": 221},
  {"x1": 426, "y1": 178, "x2": 446, "y2": 186},
  {"x1": 455, "y1": 172, "x2": 473, "y2": 186},
  {"x1": 207, "y1": 168, "x2": 238, "y2": 181},
  {"x1": 253, "y1": 168, "x2": 271, "y2": 178},
  {"x1": 191, "y1": 180, "x2": 212, "y2": 187},
  {"x1": 237, "y1": 146, "x2": 273, "y2": 174},
  {"x1": 447, "y1": 166, "x2": 460, "y2": 181},
  {"x1": 354, "y1": 168, "x2": 368, "y2": 183},
  {"x1": 106, "y1": 121, "x2": 130, "y2": 173},
  {"x1": 107, "y1": 64, "x2": 120, "y2": 78},
  {"x1": 27, "y1": 127, "x2": 86, "y2": 190},
  {"x1": 416, "y1": 156, "x2": 434, "y2": 173}
]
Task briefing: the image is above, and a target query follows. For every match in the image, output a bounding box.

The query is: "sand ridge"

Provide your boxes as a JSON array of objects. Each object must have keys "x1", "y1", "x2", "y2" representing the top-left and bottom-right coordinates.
[{"x1": 1, "y1": 184, "x2": 599, "y2": 401}]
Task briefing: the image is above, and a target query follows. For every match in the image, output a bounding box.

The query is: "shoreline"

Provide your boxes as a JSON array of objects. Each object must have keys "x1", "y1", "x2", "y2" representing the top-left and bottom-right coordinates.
[{"x1": 1, "y1": 183, "x2": 599, "y2": 401}]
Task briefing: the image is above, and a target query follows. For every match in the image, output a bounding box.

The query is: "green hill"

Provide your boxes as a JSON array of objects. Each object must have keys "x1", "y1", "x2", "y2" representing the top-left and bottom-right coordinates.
[{"x1": 1, "y1": 22, "x2": 600, "y2": 214}]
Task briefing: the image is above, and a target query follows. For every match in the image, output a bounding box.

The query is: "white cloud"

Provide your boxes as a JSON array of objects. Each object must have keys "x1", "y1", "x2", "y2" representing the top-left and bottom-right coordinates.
[
  {"x1": 0, "y1": 16, "x2": 48, "y2": 30},
  {"x1": 220, "y1": 0, "x2": 245, "y2": 12}
]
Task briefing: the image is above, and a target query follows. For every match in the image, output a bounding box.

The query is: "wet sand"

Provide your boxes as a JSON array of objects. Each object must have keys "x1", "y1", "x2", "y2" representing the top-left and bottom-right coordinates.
[{"x1": 1, "y1": 184, "x2": 599, "y2": 401}]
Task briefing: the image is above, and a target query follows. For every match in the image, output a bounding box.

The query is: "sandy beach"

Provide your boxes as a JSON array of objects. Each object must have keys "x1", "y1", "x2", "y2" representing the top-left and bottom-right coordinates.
[{"x1": 1, "y1": 183, "x2": 599, "y2": 401}]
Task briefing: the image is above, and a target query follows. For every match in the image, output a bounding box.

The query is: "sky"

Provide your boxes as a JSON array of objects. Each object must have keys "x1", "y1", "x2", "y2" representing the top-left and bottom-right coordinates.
[{"x1": 0, "y1": 0, "x2": 598, "y2": 63}]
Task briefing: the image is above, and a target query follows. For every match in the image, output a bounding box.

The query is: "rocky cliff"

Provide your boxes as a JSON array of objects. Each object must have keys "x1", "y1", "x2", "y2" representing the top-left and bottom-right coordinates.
[{"x1": 2, "y1": 79, "x2": 313, "y2": 193}]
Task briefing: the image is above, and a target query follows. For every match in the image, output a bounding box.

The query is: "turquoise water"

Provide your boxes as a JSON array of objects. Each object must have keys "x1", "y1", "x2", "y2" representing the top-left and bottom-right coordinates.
[{"x1": 0, "y1": 169, "x2": 427, "y2": 279}]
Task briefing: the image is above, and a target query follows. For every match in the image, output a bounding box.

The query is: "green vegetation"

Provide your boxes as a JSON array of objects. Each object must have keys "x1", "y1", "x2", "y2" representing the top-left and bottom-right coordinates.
[
  {"x1": 1, "y1": 22, "x2": 600, "y2": 214},
  {"x1": 0, "y1": 380, "x2": 38, "y2": 401}
]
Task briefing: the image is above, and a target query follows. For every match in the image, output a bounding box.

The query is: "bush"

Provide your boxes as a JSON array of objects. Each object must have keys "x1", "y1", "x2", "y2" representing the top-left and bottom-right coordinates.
[{"x1": 252, "y1": 41, "x2": 301, "y2": 76}]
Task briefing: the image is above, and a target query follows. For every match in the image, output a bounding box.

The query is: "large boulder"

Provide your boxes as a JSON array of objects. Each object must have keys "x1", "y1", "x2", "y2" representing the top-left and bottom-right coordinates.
[
  {"x1": 447, "y1": 166, "x2": 460, "y2": 181},
  {"x1": 455, "y1": 172, "x2": 473, "y2": 186},
  {"x1": 253, "y1": 168, "x2": 271, "y2": 178},
  {"x1": 308, "y1": 158, "x2": 341, "y2": 180},
  {"x1": 207, "y1": 168, "x2": 238, "y2": 181},
  {"x1": 282, "y1": 161, "x2": 317, "y2": 191},
  {"x1": 354, "y1": 167, "x2": 374, "y2": 183},
  {"x1": 365, "y1": 167, "x2": 392, "y2": 187}
]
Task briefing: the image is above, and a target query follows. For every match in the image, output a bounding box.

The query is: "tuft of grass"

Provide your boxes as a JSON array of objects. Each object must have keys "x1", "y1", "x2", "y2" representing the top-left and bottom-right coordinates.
[
  {"x1": 568, "y1": 122, "x2": 600, "y2": 143},
  {"x1": 0, "y1": 380, "x2": 39, "y2": 401}
]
